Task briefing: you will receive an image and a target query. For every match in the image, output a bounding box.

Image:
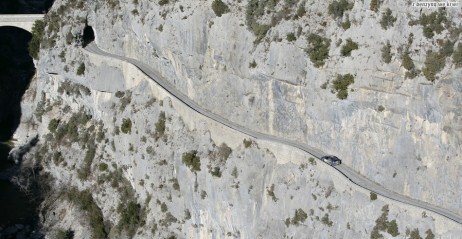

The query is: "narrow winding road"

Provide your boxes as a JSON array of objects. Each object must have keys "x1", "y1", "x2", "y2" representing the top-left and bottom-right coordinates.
[{"x1": 85, "y1": 43, "x2": 462, "y2": 225}]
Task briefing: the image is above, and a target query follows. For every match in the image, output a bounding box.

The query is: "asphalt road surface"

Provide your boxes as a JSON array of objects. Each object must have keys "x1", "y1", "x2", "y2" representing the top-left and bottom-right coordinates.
[{"x1": 85, "y1": 43, "x2": 462, "y2": 224}]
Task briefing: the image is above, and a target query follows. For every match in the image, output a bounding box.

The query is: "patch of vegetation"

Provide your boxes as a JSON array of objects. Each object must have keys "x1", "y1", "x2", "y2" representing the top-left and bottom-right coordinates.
[
  {"x1": 65, "y1": 188, "x2": 106, "y2": 239},
  {"x1": 341, "y1": 18, "x2": 351, "y2": 30},
  {"x1": 369, "y1": 0, "x2": 381, "y2": 12},
  {"x1": 48, "y1": 119, "x2": 60, "y2": 133},
  {"x1": 308, "y1": 157, "x2": 316, "y2": 166},
  {"x1": 290, "y1": 208, "x2": 308, "y2": 225},
  {"x1": 115, "y1": 91, "x2": 125, "y2": 98},
  {"x1": 370, "y1": 192, "x2": 378, "y2": 200},
  {"x1": 425, "y1": 229, "x2": 435, "y2": 239},
  {"x1": 98, "y1": 163, "x2": 108, "y2": 171},
  {"x1": 419, "y1": 10, "x2": 448, "y2": 39},
  {"x1": 217, "y1": 143, "x2": 232, "y2": 161},
  {"x1": 328, "y1": 0, "x2": 354, "y2": 19},
  {"x1": 118, "y1": 201, "x2": 142, "y2": 238},
  {"x1": 77, "y1": 145, "x2": 96, "y2": 180},
  {"x1": 401, "y1": 51, "x2": 419, "y2": 79},
  {"x1": 119, "y1": 92, "x2": 132, "y2": 111},
  {"x1": 266, "y1": 184, "x2": 278, "y2": 202},
  {"x1": 28, "y1": 20, "x2": 45, "y2": 59},
  {"x1": 439, "y1": 40, "x2": 454, "y2": 57},
  {"x1": 422, "y1": 50, "x2": 446, "y2": 82},
  {"x1": 231, "y1": 166, "x2": 238, "y2": 178},
  {"x1": 286, "y1": 33, "x2": 296, "y2": 42},
  {"x1": 410, "y1": 228, "x2": 422, "y2": 239},
  {"x1": 377, "y1": 105, "x2": 385, "y2": 112},
  {"x1": 121, "y1": 118, "x2": 132, "y2": 134},
  {"x1": 58, "y1": 80, "x2": 91, "y2": 97},
  {"x1": 370, "y1": 205, "x2": 400, "y2": 239},
  {"x1": 210, "y1": 166, "x2": 222, "y2": 177},
  {"x1": 182, "y1": 150, "x2": 201, "y2": 172},
  {"x1": 452, "y1": 43, "x2": 462, "y2": 67},
  {"x1": 212, "y1": 0, "x2": 230, "y2": 17},
  {"x1": 321, "y1": 213, "x2": 333, "y2": 226},
  {"x1": 76, "y1": 63, "x2": 86, "y2": 76},
  {"x1": 55, "y1": 228, "x2": 74, "y2": 239},
  {"x1": 306, "y1": 34, "x2": 331, "y2": 67},
  {"x1": 380, "y1": 8, "x2": 397, "y2": 30},
  {"x1": 249, "y1": 60, "x2": 257, "y2": 68},
  {"x1": 332, "y1": 73, "x2": 354, "y2": 100},
  {"x1": 381, "y1": 41, "x2": 392, "y2": 63},
  {"x1": 341, "y1": 38, "x2": 359, "y2": 56},
  {"x1": 245, "y1": 0, "x2": 271, "y2": 44},
  {"x1": 158, "y1": 0, "x2": 169, "y2": 6},
  {"x1": 155, "y1": 111, "x2": 166, "y2": 139},
  {"x1": 243, "y1": 139, "x2": 253, "y2": 148}
]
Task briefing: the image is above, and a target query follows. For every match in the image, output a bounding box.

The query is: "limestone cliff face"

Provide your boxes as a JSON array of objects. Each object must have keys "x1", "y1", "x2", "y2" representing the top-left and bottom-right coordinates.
[
  {"x1": 84, "y1": 0, "x2": 462, "y2": 213},
  {"x1": 13, "y1": 0, "x2": 462, "y2": 238}
]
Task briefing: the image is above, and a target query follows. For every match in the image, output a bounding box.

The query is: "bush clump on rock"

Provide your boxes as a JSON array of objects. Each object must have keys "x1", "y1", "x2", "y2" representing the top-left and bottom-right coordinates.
[{"x1": 212, "y1": 0, "x2": 230, "y2": 17}]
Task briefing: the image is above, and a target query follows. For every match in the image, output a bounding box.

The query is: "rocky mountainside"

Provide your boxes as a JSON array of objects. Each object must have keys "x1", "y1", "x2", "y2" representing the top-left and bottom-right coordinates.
[{"x1": 11, "y1": 0, "x2": 462, "y2": 238}]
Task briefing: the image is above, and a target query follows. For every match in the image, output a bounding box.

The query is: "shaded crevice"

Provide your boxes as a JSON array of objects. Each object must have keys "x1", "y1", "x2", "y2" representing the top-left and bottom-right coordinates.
[{"x1": 82, "y1": 25, "x2": 95, "y2": 48}]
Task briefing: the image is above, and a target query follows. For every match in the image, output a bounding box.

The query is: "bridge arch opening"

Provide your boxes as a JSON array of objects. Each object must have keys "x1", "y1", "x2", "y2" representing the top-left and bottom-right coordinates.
[
  {"x1": 82, "y1": 25, "x2": 95, "y2": 47},
  {"x1": 0, "y1": 26, "x2": 35, "y2": 141}
]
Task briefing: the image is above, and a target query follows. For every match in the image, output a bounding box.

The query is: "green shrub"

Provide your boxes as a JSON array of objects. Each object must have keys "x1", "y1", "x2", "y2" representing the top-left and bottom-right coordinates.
[
  {"x1": 381, "y1": 41, "x2": 392, "y2": 63},
  {"x1": 332, "y1": 74, "x2": 354, "y2": 100},
  {"x1": 439, "y1": 40, "x2": 454, "y2": 57},
  {"x1": 98, "y1": 163, "x2": 108, "y2": 171},
  {"x1": 370, "y1": 192, "x2": 378, "y2": 200},
  {"x1": 410, "y1": 228, "x2": 422, "y2": 239},
  {"x1": 341, "y1": 18, "x2": 351, "y2": 30},
  {"x1": 377, "y1": 105, "x2": 385, "y2": 112},
  {"x1": 291, "y1": 208, "x2": 308, "y2": 225},
  {"x1": 121, "y1": 118, "x2": 132, "y2": 134},
  {"x1": 118, "y1": 201, "x2": 141, "y2": 238},
  {"x1": 78, "y1": 145, "x2": 96, "y2": 180},
  {"x1": 249, "y1": 60, "x2": 257, "y2": 68},
  {"x1": 155, "y1": 111, "x2": 166, "y2": 139},
  {"x1": 76, "y1": 63, "x2": 86, "y2": 76},
  {"x1": 423, "y1": 50, "x2": 446, "y2": 82},
  {"x1": 341, "y1": 38, "x2": 359, "y2": 56},
  {"x1": 401, "y1": 51, "x2": 415, "y2": 71},
  {"x1": 328, "y1": 0, "x2": 354, "y2": 19},
  {"x1": 158, "y1": 0, "x2": 169, "y2": 6},
  {"x1": 48, "y1": 119, "x2": 60, "y2": 133},
  {"x1": 296, "y1": 4, "x2": 306, "y2": 18},
  {"x1": 245, "y1": 0, "x2": 271, "y2": 43},
  {"x1": 419, "y1": 10, "x2": 447, "y2": 39},
  {"x1": 65, "y1": 188, "x2": 106, "y2": 239},
  {"x1": 55, "y1": 228, "x2": 74, "y2": 239},
  {"x1": 387, "y1": 220, "x2": 399, "y2": 237},
  {"x1": 369, "y1": 0, "x2": 380, "y2": 12},
  {"x1": 210, "y1": 166, "x2": 222, "y2": 177},
  {"x1": 243, "y1": 139, "x2": 253, "y2": 148},
  {"x1": 286, "y1": 33, "x2": 296, "y2": 42},
  {"x1": 306, "y1": 33, "x2": 331, "y2": 67},
  {"x1": 212, "y1": 0, "x2": 230, "y2": 17},
  {"x1": 425, "y1": 229, "x2": 435, "y2": 239},
  {"x1": 380, "y1": 8, "x2": 397, "y2": 30},
  {"x1": 28, "y1": 20, "x2": 45, "y2": 59},
  {"x1": 321, "y1": 213, "x2": 333, "y2": 227},
  {"x1": 453, "y1": 43, "x2": 462, "y2": 67},
  {"x1": 217, "y1": 143, "x2": 232, "y2": 161},
  {"x1": 182, "y1": 150, "x2": 201, "y2": 172},
  {"x1": 115, "y1": 91, "x2": 125, "y2": 98}
]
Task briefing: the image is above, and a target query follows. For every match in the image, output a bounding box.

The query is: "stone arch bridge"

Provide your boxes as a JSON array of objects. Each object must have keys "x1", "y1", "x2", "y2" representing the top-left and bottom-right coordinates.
[{"x1": 0, "y1": 14, "x2": 45, "y2": 32}]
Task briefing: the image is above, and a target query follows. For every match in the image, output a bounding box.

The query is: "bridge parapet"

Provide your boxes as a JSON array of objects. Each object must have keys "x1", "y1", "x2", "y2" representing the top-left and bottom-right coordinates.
[{"x1": 0, "y1": 14, "x2": 45, "y2": 32}]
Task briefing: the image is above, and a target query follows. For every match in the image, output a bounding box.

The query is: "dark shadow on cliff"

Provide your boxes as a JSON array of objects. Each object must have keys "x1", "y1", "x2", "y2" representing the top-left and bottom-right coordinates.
[
  {"x1": 82, "y1": 25, "x2": 95, "y2": 48},
  {"x1": 0, "y1": 27, "x2": 35, "y2": 142},
  {"x1": 0, "y1": 0, "x2": 54, "y2": 14}
]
